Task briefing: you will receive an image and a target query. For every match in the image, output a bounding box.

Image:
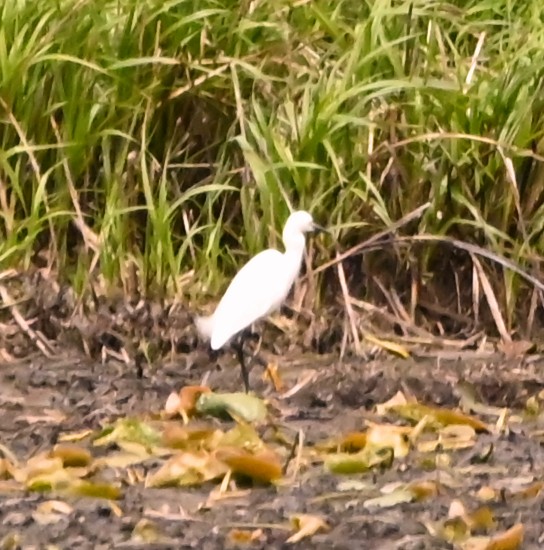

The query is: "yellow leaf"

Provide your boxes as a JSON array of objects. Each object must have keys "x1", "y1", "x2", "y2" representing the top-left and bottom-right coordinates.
[
  {"x1": 475, "y1": 486, "x2": 497, "y2": 502},
  {"x1": 363, "y1": 488, "x2": 414, "y2": 509},
  {"x1": 407, "y1": 480, "x2": 440, "y2": 501},
  {"x1": 315, "y1": 431, "x2": 367, "y2": 453},
  {"x1": 417, "y1": 424, "x2": 477, "y2": 452},
  {"x1": 263, "y1": 363, "x2": 284, "y2": 392},
  {"x1": 131, "y1": 519, "x2": 162, "y2": 543},
  {"x1": 145, "y1": 451, "x2": 228, "y2": 488},
  {"x1": 286, "y1": 514, "x2": 329, "y2": 543},
  {"x1": 162, "y1": 424, "x2": 220, "y2": 450},
  {"x1": 366, "y1": 423, "x2": 411, "y2": 458},
  {"x1": 218, "y1": 423, "x2": 264, "y2": 452},
  {"x1": 57, "y1": 429, "x2": 94, "y2": 443},
  {"x1": 363, "y1": 333, "x2": 410, "y2": 358},
  {"x1": 325, "y1": 446, "x2": 394, "y2": 475},
  {"x1": 375, "y1": 391, "x2": 411, "y2": 416},
  {"x1": 196, "y1": 392, "x2": 267, "y2": 423},
  {"x1": 69, "y1": 480, "x2": 122, "y2": 500},
  {"x1": 389, "y1": 403, "x2": 489, "y2": 432},
  {"x1": 50, "y1": 444, "x2": 92, "y2": 468},
  {"x1": 93, "y1": 418, "x2": 161, "y2": 448}
]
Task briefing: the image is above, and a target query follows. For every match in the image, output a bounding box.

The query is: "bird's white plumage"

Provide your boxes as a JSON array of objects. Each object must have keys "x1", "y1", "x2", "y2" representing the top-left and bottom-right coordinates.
[{"x1": 196, "y1": 210, "x2": 318, "y2": 350}]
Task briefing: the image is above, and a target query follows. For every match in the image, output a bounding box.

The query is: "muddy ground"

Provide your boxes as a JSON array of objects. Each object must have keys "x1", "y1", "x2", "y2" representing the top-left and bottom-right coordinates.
[{"x1": 1, "y1": 348, "x2": 544, "y2": 549}]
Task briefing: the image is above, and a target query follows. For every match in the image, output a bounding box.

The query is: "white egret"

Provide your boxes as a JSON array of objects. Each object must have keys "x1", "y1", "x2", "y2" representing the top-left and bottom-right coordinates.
[{"x1": 196, "y1": 210, "x2": 327, "y2": 391}]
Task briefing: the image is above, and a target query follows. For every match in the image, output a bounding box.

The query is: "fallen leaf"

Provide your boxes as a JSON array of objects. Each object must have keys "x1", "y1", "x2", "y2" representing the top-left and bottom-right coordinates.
[
  {"x1": 145, "y1": 451, "x2": 228, "y2": 487},
  {"x1": 375, "y1": 391, "x2": 411, "y2": 416},
  {"x1": 57, "y1": 429, "x2": 94, "y2": 443},
  {"x1": 486, "y1": 523, "x2": 524, "y2": 550},
  {"x1": 417, "y1": 424, "x2": 477, "y2": 452},
  {"x1": 51, "y1": 444, "x2": 92, "y2": 468},
  {"x1": 407, "y1": 480, "x2": 441, "y2": 501},
  {"x1": 286, "y1": 514, "x2": 329, "y2": 543},
  {"x1": 196, "y1": 392, "x2": 267, "y2": 423},
  {"x1": 227, "y1": 528, "x2": 265, "y2": 545},
  {"x1": 69, "y1": 480, "x2": 122, "y2": 500},
  {"x1": 93, "y1": 418, "x2": 162, "y2": 449},
  {"x1": 388, "y1": 403, "x2": 489, "y2": 432},
  {"x1": 32, "y1": 500, "x2": 73, "y2": 525},
  {"x1": 363, "y1": 333, "x2": 410, "y2": 358},
  {"x1": 218, "y1": 423, "x2": 265, "y2": 452},
  {"x1": 315, "y1": 431, "x2": 367, "y2": 453},
  {"x1": 366, "y1": 423, "x2": 411, "y2": 458},
  {"x1": 460, "y1": 523, "x2": 524, "y2": 550},
  {"x1": 163, "y1": 392, "x2": 181, "y2": 417},
  {"x1": 457, "y1": 381, "x2": 506, "y2": 417},
  {"x1": 162, "y1": 423, "x2": 220, "y2": 451},
  {"x1": 509, "y1": 481, "x2": 544, "y2": 500},
  {"x1": 263, "y1": 363, "x2": 284, "y2": 392},
  {"x1": 475, "y1": 486, "x2": 497, "y2": 502},
  {"x1": 179, "y1": 385, "x2": 212, "y2": 416},
  {"x1": 217, "y1": 447, "x2": 283, "y2": 484},
  {"x1": 131, "y1": 519, "x2": 163, "y2": 543},
  {"x1": 325, "y1": 446, "x2": 394, "y2": 475},
  {"x1": 363, "y1": 488, "x2": 414, "y2": 509}
]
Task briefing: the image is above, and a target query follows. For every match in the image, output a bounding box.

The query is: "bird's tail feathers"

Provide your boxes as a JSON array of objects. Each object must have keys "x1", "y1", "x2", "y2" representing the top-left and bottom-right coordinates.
[{"x1": 195, "y1": 315, "x2": 214, "y2": 340}]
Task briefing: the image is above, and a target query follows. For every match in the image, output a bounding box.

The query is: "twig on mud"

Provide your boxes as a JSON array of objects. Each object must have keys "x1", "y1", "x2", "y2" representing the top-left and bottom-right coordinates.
[
  {"x1": 282, "y1": 429, "x2": 304, "y2": 479},
  {"x1": 279, "y1": 370, "x2": 318, "y2": 400},
  {"x1": 0, "y1": 285, "x2": 55, "y2": 358}
]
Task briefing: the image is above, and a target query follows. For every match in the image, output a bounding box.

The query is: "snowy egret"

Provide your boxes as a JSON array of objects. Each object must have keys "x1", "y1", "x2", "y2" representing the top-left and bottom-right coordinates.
[{"x1": 196, "y1": 210, "x2": 327, "y2": 392}]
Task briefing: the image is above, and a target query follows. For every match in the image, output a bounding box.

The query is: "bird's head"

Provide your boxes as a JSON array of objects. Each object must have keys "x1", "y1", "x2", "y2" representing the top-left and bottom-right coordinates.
[{"x1": 286, "y1": 210, "x2": 328, "y2": 234}]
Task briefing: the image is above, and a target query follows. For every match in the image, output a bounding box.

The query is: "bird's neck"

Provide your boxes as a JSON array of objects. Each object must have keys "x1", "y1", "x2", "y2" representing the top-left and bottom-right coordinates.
[{"x1": 283, "y1": 233, "x2": 306, "y2": 276}]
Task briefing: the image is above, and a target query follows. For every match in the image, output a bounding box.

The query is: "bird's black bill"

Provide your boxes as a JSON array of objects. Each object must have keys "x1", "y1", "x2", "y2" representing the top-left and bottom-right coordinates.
[{"x1": 312, "y1": 223, "x2": 330, "y2": 234}]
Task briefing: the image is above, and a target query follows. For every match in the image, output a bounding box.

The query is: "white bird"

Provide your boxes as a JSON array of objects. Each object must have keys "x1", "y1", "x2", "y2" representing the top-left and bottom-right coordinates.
[{"x1": 196, "y1": 210, "x2": 327, "y2": 391}]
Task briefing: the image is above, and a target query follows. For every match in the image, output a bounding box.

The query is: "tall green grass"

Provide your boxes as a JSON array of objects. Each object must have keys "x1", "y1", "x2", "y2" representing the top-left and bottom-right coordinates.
[{"x1": 1, "y1": 0, "x2": 544, "y2": 334}]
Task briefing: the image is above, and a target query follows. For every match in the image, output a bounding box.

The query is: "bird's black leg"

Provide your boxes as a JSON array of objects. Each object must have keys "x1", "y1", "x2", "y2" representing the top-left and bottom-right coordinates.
[{"x1": 232, "y1": 333, "x2": 251, "y2": 393}]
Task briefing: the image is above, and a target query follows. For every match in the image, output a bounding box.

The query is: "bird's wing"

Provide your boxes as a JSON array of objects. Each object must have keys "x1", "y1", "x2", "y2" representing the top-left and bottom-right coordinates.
[{"x1": 210, "y1": 249, "x2": 289, "y2": 349}]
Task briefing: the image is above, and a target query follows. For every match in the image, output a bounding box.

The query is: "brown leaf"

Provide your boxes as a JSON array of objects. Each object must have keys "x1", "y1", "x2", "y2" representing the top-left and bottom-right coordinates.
[
  {"x1": 407, "y1": 480, "x2": 440, "y2": 501},
  {"x1": 179, "y1": 385, "x2": 212, "y2": 416},
  {"x1": 486, "y1": 523, "x2": 524, "y2": 550},
  {"x1": 460, "y1": 523, "x2": 525, "y2": 550},
  {"x1": 227, "y1": 528, "x2": 265, "y2": 545},
  {"x1": 217, "y1": 448, "x2": 282, "y2": 484},
  {"x1": 339, "y1": 432, "x2": 367, "y2": 452}
]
